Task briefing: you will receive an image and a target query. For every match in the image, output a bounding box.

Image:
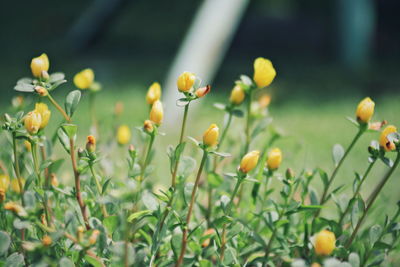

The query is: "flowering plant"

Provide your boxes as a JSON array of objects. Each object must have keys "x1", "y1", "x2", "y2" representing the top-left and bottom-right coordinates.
[{"x1": 0, "y1": 54, "x2": 399, "y2": 267}]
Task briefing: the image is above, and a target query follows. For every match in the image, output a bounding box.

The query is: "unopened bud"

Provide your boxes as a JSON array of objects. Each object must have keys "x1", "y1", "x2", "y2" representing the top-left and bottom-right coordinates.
[
  {"x1": 86, "y1": 135, "x2": 96, "y2": 153},
  {"x1": 195, "y1": 85, "x2": 211, "y2": 98},
  {"x1": 77, "y1": 148, "x2": 86, "y2": 158},
  {"x1": 42, "y1": 235, "x2": 52, "y2": 246},
  {"x1": 35, "y1": 86, "x2": 48, "y2": 97},
  {"x1": 89, "y1": 229, "x2": 100, "y2": 245},
  {"x1": 41, "y1": 70, "x2": 50, "y2": 81},
  {"x1": 144, "y1": 120, "x2": 154, "y2": 133},
  {"x1": 285, "y1": 168, "x2": 295, "y2": 180},
  {"x1": 41, "y1": 213, "x2": 48, "y2": 226},
  {"x1": 50, "y1": 173, "x2": 59, "y2": 187}
]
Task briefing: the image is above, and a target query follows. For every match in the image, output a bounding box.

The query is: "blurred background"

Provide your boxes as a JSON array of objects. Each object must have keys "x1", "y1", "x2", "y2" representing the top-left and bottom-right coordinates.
[{"x1": 1, "y1": 0, "x2": 400, "y2": 216}]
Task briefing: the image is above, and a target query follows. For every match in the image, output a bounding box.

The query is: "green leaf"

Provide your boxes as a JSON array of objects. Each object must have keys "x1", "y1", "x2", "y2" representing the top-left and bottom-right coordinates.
[
  {"x1": 210, "y1": 151, "x2": 231, "y2": 158},
  {"x1": 61, "y1": 124, "x2": 78, "y2": 139},
  {"x1": 208, "y1": 172, "x2": 223, "y2": 188},
  {"x1": 59, "y1": 257, "x2": 75, "y2": 267},
  {"x1": 369, "y1": 225, "x2": 382, "y2": 245},
  {"x1": 84, "y1": 255, "x2": 103, "y2": 267},
  {"x1": 14, "y1": 79, "x2": 34, "y2": 92},
  {"x1": 57, "y1": 128, "x2": 70, "y2": 153},
  {"x1": 103, "y1": 215, "x2": 119, "y2": 234},
  {"x1": 231, "y1": 109, "x2": 244, "y2": 117},
  {"x1": 318, "y1": 168, "x2": 329, "y2": 188},
  {"x1": 49, "y1": 72, "x2": 65, "y2": 83},
  {"x1": 5, "y1": 253, "x2": 24, "y2": 267},
  {"x1": 127, "y1": 210, "x2": 153, "y2": 222},
  {"x1": 199, "y1": 259, "x2": 213, "y2": 267},
  {"x1": 213, "y1": 103, "x2": 226, "y2": 111},
  {"x1": 0, "y1": 231, "x2": 11, "y2": 255},
  {"x1": 64, "y1": 90, "x2": 81, "y2": 117},
  {"x1": 213, "y1": 215, "x2": 233, "y2": 227},
  {"x1": 348, "y1": 252, "x2": 360, "y2": 267},
  {"x1": 351, "y1": 197, "x2": 365, "y2": 228},
  {"x1": 310, "y1": 189, "x2": 319, "y2": 205},
  {"x1": 332, "y1": 144, "x2": 344, "y2": 166}
]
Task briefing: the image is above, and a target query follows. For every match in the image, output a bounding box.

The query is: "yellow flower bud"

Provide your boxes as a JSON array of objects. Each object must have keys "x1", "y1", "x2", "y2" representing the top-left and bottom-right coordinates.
[
  {"x1": 356, "y1": 97, "x2": 375, "y2": 123},
  {"x1": 11, "y1": 178, "x2": 25, "y2": 193},
  {"x1": 114, "y1": 102, "x2": 124, "y2": 116},
  {"x1": 0, "y1": 188, "x2": 5, "y2": 203},
  {"x1": 73, "y1": 68, "x2": 95, "y2": 89},
  {"x1": 144, "y1": 120, "x2": 154, "y2": 133},
  {"x1": 146, "y1": 82, "x2": 162, "y2": 105},
  {"x1": 239, "y1": 150, "x2": 260, "y2": 173},
  {"x1": 89, "y1": 229, "x2": 100, "y2": 245},
  {"x1": 4, "y1": 202, "x2": 27, "y2": 217},
  {"x1": 177, "y1": 71, "x2": 196, "y2": 92},
  {"x1": 253, "y1": 57, "x2": 276, "y2": 88},
  {"x1": 0, "y1": 174, "x2": 10, "y2": 191},
  {"x1": 230, "y1": 85, "x2": 245, "y2": 105},
  {"x1": 266, "y1": 148, "x2": 282, "y2": 170},
  {"x1": 117, "y1": 125, "x2": 131, "y2": 145},
  {"x1": 201, "y1": 228, "x2": 216, "y2": 248},
  {"x1": 258, "y1": 94, "x2": 271, "y2": 108},
  {"x1": 23, "y1": 140, "x2": 31, "y2": 151},
  {"x1": 50, "y1": 173, "x2": 59, "y2": 187},
  {"x1": 34, "y1": 103, "x2": 51, "y2": 129},
  {"x1": 42, "y1": 235, "x2": 52, "y2": 246},
  {"x1": 24, "y1": 111, "x2": 42, "y2": 134},
  {"x1": 311, "y1": 263, "x2": 321, "y2": 267},
  {"x1": 150, "y1": 100, "x2": 163, "y2": 125},
  {"x1": 31, "y1": 53, "x2": 49, "y2": 78},
  {"x1": 35, "y1": 86, "x2": 48, "y2": 97},
  {"x1": 195, "y1": 85, "x2": 211, "y2": 98},
  {"x1": 379, "y1": 125, "x2": 397, "y2": 152},
  {"x1": 203, "y1": 124, "x2": 219, "y2": 147},
  {"x1": 86, "y1": 135, "x2": 96, "y2": 153},
  {"x1": 313, "y1": 229, "x2": 336, "y2": 256}
]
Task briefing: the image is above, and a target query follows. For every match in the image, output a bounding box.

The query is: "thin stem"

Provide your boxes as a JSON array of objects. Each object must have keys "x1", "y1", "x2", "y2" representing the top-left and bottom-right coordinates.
[
  {"x1": 345, "y1": 152, "x2": 400, "y2": 249},
  {"x1": 315, "y1": 128, "x2": 364, "y2": 218},
  {"x1": 31, "y1": 142, "x2": 51, "y2": 227},
  {"x1": 47, "y1": 93, "x2": 71, "y2": 122},
  {"x1": 175, "y1": 150, "x2": 208, "y2": 267},
  {"x1": 220, "y1": 177, "x2": 242, "y2": 262},
  {"x1": 89, "y1": 164, "x2": 108, "y2": 217},
  {"x1": 69, "y1": 138, "x2": 90, "y2": 230},
  {"x1": 338, "y1": 159, "x2": 377, "y2": 225},
  {"x1": 39, "y1": 144, "x2": 50, "y2": 188},
  {"x1": 171, "y1": 103, "x2": 190, "y2": 188},
  {"x1": 11, "y1": 133, "x2": 24, "y2": 204},
  {"x1": 244, "y1": 90, "x2": 253, "y2": 154}
]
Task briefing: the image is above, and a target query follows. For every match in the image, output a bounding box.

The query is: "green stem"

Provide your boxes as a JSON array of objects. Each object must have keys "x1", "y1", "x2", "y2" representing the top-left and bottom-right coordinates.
[
  {"x1": 338, "y1": 159, "x2": 377, "y2": 225},
  {"x1": 31, "y1": 142, "x2": 51, "y2": 226},
  {"x1": 220, "y1": 177, "x2": 243, "y2": 263},
  {"x1": 11, "y1": 133, "x2": 24, "y2": 205},
  {"x1": 47, "y1": 93, "x2": 71, "y2": 122},
  {"x1": 171, "y1": 103, "x2": 190, "y2": 188},
  {"x1": 244, "y1": 90, "x2": 253, "y2": 154},
  {"x1": 89, "y1": 164, "x2": 108, "y2": 217},
  {"x1": 345, "y1": 152, "x2": 400, "y2": 249},
  {"x1": 315, "y1": 128, "x2": 364, "y2": 218},
  {"x1": 140, "y1": 133, "x2": 155, "y2": 183},
  {"x1": 175, "y1": 150, "x2": 208, "y2": 267}
]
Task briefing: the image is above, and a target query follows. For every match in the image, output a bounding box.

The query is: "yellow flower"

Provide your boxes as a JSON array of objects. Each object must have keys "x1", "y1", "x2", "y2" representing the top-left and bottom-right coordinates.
[
  {"x1": 31, "y1": 53, "x2": 49, "y2": 78},
  {"x1": 230, "y1": 85, "x2": 245, "y2": 105},
  {"x1": 239, "y1": 150, "x2": 260, "y2": 173},
  {"x1": 258, "y1": 94, "x2": 271, "y2": 108},
  {"x1": 4, "y1": 202, "x2": 27, "y2": 217},
  {"x1": 203, "y1": 124, "x2": 219, "y2": 147},
  {"x1": 356, "y1": 97, "x2": 375, "y2": 123},
  {"x1": 379, "y1": 125, "x2": 397, "y2": 152},
  {"x1": 10, "y1": 178, "x2": 25, "y2": 193},
  {"x1": 146, "y1": 82, "x2": 162, "y2": 105},
  {"x1": 24, "y1": 111, "x2": 42, "y2": 134},
  {"x1": 195, "y1": 85, "x2": 211, "y2": 98},
  {"x1": 42, "y1": 235, "x2": 52, "y2": 246},
  {"x1": 117, "y1": 125, "x2": 131, "y2": 145},
  {"x1": 73, "y1": 68, "x2": 95, "y2": 89},
  {"x1": 144, "y1": 120, "x2": 154, "y2": 133},
  {"x1": 34, "y1": 103, "x2": 51, "y2": 129},
  {"x1": 313, "y1": 229, "x2": 336, "y2": 256},
  {"x1": 150, "y1": 100, "x2": 163, "y2": 125},
  {"x1": 201, "y1": 228, "x2": 216, "y2": 247},
  {"x1": 266, "y1": 148, "x2": 282, "y2": 170},
  {"x1": 86, "y1": 135, "x2": 96, "y2": 153},
  {"x1": 0, "y1": 174, "x2": 10, "y2": 190},
  {"x1": 253, "y1": 57, "x2": 276, "y2": 88},
  {"x1": 177, "y1": 71, "x2": 196, "y2": 92}
]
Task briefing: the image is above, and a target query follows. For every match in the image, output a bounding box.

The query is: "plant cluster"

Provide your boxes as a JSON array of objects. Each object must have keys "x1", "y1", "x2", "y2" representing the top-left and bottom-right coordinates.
[{"x1": 0, "y1": 54, "x2": 399, "y2": 267}]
